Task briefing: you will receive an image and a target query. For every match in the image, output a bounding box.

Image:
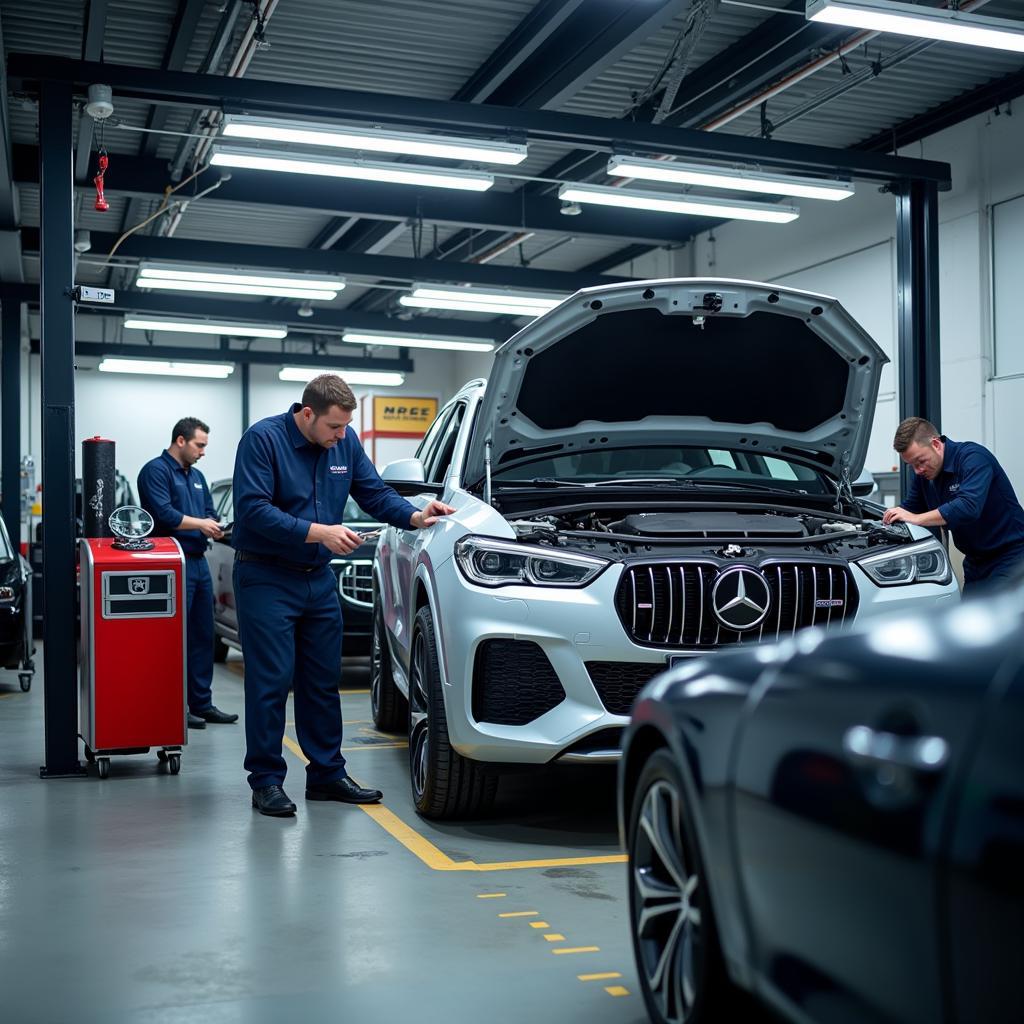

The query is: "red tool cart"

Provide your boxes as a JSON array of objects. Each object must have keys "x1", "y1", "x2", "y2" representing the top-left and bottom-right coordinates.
[{"x1": 79, "y1": 528, "x2": 187, "y2": 778}]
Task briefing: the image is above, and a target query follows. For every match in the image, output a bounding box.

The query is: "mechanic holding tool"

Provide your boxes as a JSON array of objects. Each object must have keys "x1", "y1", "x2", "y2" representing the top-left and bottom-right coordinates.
[
  {"x1": 231, "y1": 373, "x2": 454, "y2": 817},
  {"x1": 138, "y1": 416, "x2": 238, "y2": 730},
  {"x1": 884, "y1": 416, "x2": 1024, "y2": 593}
]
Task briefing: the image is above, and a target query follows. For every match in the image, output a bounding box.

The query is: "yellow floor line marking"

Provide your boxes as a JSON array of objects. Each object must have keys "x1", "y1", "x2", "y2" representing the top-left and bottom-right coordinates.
[
  {"x1": 339, "y1": 688, "x2": 370, "y2": 695},
  {"x1": 529, "y1": 922, "x2": 549, "y2": 929},
  {"x1": 498, "y1": 911, "x2": 539, "y2": 918},
  {"x1": 578, "y1": 973, "x2": 622, "y2": 982},
  {"x1": 543, "y1": 934, "x2": 566, "y2": 942},
  {"x1": 604, "y1": 986, "x2": 630, "y2": 997},
  {"x1": 476, "y1": 893, "x2": 507, "y2": 899},
  {"x1": 0, "y1": 692, "x2": 18, "y2": 700},
  {"x1": 283, "y1": 733, "x2": 626, "y2": 872},
  {"x1": 552, "y1": 947, "x2": 600, "y2": 955},
  {"x1": 343, "y1": 720, "x2": 371, "y2": 725},
  {"x1": 342, "y1": 741, "x2": 408, "y2": 751}
]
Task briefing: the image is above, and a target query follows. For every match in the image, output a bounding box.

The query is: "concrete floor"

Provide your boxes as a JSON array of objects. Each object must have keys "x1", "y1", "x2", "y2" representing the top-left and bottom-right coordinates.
[{"x1": 0, "y1": 651, "x2": 651, "y2": 1024}]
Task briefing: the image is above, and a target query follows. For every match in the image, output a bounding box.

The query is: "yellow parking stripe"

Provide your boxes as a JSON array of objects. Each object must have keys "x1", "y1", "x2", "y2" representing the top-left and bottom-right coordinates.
[
  {"x1": 529, "y1": 922, "x2": 549, "y2": 929},
  {"x1": 543, "y1": 934, "x2": 566, "y2": 942},
  {"x1": 499, "y1": 911, "x2": 539, "y2": 918},
  {"x1": 552, "y1": 947, "x2": 600, "y2": 955},
  {"x1": 604, "y1": 986, "x2": 630, "y2": 997},
  {"x1": 476, "y1": 893, "x2": 507, "y2": 899},
  {"x1": 282, "y1": 734, "x2": 627, "y2": 872},
  {"x1": 578, "y1": 973, "x2": 622, "y2": 982}
]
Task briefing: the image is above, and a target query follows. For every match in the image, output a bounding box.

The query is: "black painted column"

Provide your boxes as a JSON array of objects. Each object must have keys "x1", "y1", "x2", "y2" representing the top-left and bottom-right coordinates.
[
  {"x1": 1, "y1": 299, "x2": 20, "y2": 548},
  {"x1": 39, "y1": 79, "x2": 84, "y2": 777},
  {"x1": 895, "y1": 179, "x2": 941, "y2": 501},
  {"x1": 241, "y1": 360, "x2": 250, "y2": 434}
]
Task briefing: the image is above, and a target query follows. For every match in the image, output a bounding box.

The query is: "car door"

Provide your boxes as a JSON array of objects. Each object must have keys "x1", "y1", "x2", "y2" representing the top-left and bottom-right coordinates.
[
  {"x1": 730, "y1": 624, "x2": 1002, "y2": 1024},
  {"x1": 206, "y1": 482, "x2": 236, "y2": 637}
]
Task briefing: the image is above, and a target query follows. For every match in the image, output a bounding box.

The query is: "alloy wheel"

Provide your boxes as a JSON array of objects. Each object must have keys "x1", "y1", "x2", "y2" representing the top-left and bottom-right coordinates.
[
  {"x1": 370, "y1": 613, "x2": 383, "y2": 719},
  {"x1": 408, "y1": 629, "x2": 430, "y2": 801},
  {"x1": 632, "y1": 779, "x2": 703, "y2": 1023}
]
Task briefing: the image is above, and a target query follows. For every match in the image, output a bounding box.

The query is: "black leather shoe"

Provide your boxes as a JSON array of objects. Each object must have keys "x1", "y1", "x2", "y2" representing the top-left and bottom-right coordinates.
[
  {"x1": 187, "y1": 713, "x2": 207, "y2": 729},
  {"x1": 252, "y1": 785, "x2": 297, "y2": 817},
  {"x1": 196, "y1": 705, "x2": 239, "y2": 724},
  {"x1": 306, "y1": 776, "x2": 383, "y2": 804}
]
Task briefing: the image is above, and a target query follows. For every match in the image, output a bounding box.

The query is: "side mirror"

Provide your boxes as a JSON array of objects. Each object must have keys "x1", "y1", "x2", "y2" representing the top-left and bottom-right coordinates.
[
  {"x1": 852, "y1": 471, "x2": 877, "y2": 498},
  {"x1": 380, "y1": 458, "x2": 443, "y2": 497}
]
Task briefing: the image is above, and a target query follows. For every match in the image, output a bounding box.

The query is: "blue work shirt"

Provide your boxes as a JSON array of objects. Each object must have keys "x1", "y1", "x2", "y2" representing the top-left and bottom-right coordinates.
[
  {"x1": 137, "y1": 450, "x2": 217, "y2": 557},
  {"x1": 232, "y1": 404, "x2": 418, "y2": 567},
  {"x1": 904, "y1": 436, "x2": 1024, "y2": 559}
]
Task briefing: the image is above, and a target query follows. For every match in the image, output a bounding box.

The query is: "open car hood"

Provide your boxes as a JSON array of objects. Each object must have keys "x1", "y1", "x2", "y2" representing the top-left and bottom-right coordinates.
[{"x1": 463, "y1": 278, "x2": 888, "y2": 490}]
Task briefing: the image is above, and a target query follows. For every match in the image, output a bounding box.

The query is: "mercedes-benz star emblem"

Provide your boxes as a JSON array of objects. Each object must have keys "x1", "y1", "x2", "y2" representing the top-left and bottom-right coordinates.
[{"x1": 711, "y1": 566, "x2": 771, "y2": 631}]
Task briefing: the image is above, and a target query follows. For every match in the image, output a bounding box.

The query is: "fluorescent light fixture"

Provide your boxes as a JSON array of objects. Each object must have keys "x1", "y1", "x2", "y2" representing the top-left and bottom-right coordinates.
[
  {"x1": 210, "y1": 147, "x2": 494, "y2": 192},
  {"x1": 398, "y1": 285, "x2": 566, "y2": 318},
  {"x1": 98, "y1": 358, "x2": 235, "y2": 379},
  {"x1": 807, "y1": 0, "x2": 1024, "y2": 53},
  {"x1": 607, "y1": 155, "x2": 854, "y2": 202},
  {"x1": 137, "y1": 265, "x2": 344, "y2": 301},
  {"x1": 124, "y1": 317, "x2": 288, "y2": 339},
  {"x1": 221, "y1": 115, "x2": 528, "y2": 165},
  {"x1": 342, "y1": 330, "x2": 495, "y2": 353},
  {"x1": 278, "y1": 367, "x2": 405, "y2": 386},
  {"x1": 558, "y1": 183, "x2": 800, "y2": 224}
]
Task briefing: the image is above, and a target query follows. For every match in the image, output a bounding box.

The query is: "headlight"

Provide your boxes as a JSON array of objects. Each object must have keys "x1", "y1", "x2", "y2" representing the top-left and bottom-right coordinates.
[
  {"x1": 857, "y1": 540, "x2": 952, "y2": 586},
  {"x1": 454, "y1": 536, "x2": 609, "y2": 588},
  {"x1": 0, "y1": 586, "x2": 15, "y2": 602}
]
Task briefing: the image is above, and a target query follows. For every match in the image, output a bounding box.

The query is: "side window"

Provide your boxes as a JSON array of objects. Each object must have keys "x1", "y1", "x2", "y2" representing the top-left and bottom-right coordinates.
[
  {"x1": 415, "y1": 405, "x2": 453, "y2": 473},
  {"x1": 426, "y1": 403, "x2": 466, "y2": 483},
  {"x1": 212, "y1": 484, "x2": 233, "y2": 523}
]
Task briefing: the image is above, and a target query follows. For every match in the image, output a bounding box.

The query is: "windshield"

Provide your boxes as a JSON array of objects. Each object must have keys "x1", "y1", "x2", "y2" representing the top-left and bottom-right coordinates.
[{"x1": 492, "y1": 445, "x2": 831, "y2": 495}]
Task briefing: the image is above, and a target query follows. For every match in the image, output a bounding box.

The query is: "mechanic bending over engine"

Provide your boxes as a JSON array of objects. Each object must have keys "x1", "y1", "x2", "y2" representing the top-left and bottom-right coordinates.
[
  {"x1": 231, "y1": 373, "x2": 454, "y2": 817},
  {"x1": 883, "y1": 416, "x2": 1024, "y2": 594}
]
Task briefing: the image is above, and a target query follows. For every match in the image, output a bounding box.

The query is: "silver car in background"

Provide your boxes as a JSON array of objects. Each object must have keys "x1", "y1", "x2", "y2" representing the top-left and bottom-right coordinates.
[{"x1": 371, "y1": 278, "x2": 960, "y2": 819}]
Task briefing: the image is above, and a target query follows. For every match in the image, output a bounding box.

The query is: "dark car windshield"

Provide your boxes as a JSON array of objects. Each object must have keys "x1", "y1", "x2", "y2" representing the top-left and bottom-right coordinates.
[{"x1": 493, "y1": 445, "x2": 831, "y2": 494}]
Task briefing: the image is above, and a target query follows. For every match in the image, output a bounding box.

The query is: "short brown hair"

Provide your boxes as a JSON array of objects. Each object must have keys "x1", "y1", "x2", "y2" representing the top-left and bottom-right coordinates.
[
  {"x1": 893, "y1": 416, "x2": 939, "y2": 453},
  {"x1": 301, "y1": 374, "x2": 357, "y2": 415}
]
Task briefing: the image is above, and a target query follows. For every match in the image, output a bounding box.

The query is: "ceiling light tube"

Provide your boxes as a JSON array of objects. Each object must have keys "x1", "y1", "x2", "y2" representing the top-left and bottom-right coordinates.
[
  {"x1": 558, "y1": 183, "x2": 800, "y2": 224},
  {"x1": 138, "y1": 266, "x2": 342, "y2": 292},
  {"x1": 124, "y1": 317, "x2": 288, "y2": 339},
  {"x1": 607, "y1": 156, "x2": 854, "y2": 201},
  {"x1": 404, "y1": 285, "x2": 566, "y2": 315},
  {"x1": 807, "y1": 0, "x2": 1024, "y2": 53},
  {"x1": 278, "y1": 367, "x2": 405, "y2": 386},
  {"x1": 222, "y1": 115, "x2": 528, "y2": 165},
  {"x1": 342, "y1": 330, "x2": 495, "y2": 353},
  {"x1": 137, "y1": 278, "x2": 341, "y2": 300},
  {"x1": 211, "y1": 148, "x2": 494, "y2": 191},
  {"x1": 98, "y1": 358, "x2": 235, "y2": 379}
]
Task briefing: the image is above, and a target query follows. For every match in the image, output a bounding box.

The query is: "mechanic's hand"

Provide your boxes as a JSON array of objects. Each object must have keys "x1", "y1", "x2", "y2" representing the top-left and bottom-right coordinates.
[
  {"x1": 319, "y1": 524, "x2": 364, "y2": 555},
  {"x1": 410, "y1": 500, "x2": 456, "y2": 529},
  {"x1": 882, "y1": 506, "x2": 919, "y2": 526},
  {"x1": 197, "y1": 518, "x2": 225, "y2": 540}
]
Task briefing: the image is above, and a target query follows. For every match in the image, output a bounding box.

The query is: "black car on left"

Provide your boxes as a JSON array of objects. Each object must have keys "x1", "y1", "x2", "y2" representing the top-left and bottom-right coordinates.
[
  {"x1": 206, "y1": 479, "x2": 379, "y2": 662},
  {"x1": 0, "y1": 516, "x2": 34, "y2": 691}
]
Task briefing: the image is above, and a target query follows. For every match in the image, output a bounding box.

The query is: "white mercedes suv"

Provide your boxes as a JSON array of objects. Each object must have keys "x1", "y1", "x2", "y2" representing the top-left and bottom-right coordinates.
[{"x1": 369, "y1": 279, "x2": 960, "y2": 819}]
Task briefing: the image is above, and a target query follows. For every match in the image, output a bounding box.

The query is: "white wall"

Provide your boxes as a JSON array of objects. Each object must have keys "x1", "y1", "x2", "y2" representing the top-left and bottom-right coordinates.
[{"x1": 684, "y1": 104, "x2": 1024, "y2": 494}]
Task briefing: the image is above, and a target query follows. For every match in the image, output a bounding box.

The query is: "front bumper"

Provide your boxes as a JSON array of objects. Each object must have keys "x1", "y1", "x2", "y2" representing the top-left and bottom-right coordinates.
[{"x1": 429, "y1": 558, "x2": 959, "y2": 766}]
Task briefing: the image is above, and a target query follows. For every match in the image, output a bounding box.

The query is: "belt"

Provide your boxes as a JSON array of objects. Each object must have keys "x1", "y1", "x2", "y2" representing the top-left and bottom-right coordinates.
[{"x1": 235, "y1": 550, "x2": 321, "y2": 574}]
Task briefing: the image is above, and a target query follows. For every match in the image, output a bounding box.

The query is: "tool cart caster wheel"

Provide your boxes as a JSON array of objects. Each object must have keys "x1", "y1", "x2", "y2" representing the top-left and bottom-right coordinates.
[
  {"x1": 157, "y1": 749, "x2": 168, "y2": 763},
  {"x1": 84, "y1": 746, "x2": 96, "y2": 764},
  {"x1": 18, "y1": 673, "x2": 31, "y2": 692},
  {"x1": 97, "y1": 758, "x2": 110, "y2": 779},
  {"x1": 168, "y1": 754, "x2": 181, "y2": 775}
]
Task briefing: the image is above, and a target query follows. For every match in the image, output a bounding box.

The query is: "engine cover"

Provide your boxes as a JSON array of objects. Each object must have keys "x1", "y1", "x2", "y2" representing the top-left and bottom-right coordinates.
[{"x1": 615, "y1": 511, "x2": 807, "y2": 538}]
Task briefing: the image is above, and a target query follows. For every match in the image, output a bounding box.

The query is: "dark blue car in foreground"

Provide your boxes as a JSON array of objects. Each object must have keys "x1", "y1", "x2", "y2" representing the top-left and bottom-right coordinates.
[{"x1": 619, "y1": 575, "x2": 1024, "y2": 1024}]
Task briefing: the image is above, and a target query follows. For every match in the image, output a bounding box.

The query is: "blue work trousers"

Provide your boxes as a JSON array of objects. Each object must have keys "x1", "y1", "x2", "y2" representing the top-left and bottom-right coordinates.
[
  {"x1": 233, "y1": 559, "x2": 346, "y2": 790},
  {"x1": 963, "y1": 542, "x2": 1024, "y2": 596},
  {"x1": 184, "y1": 555, "x2": 215, "y2": 714}
]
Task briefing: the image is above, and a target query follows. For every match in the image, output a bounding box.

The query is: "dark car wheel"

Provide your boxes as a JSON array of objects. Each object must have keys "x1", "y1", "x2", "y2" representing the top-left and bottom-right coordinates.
[
  {"x1": 213, "y1": 634, "x2": 229, "y2": 664},
  {"x1": 628, "y1": 750, "x2": 731, "y2": 1024},
  {"x1": 408, "y1": 605, "x2": 497, "y2": 820},
  {"x1": 371, "y1": 602, "x2": 406, "y2": 733}
]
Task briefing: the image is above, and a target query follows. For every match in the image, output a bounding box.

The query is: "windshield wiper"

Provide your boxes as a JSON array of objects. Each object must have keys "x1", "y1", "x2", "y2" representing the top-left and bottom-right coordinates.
[
  {"x1": 686, "y1": 479, "x2": 810, "y2": 496},
  {"x1": 494, "y1": 478, "x2": 585, "y2": 488}
]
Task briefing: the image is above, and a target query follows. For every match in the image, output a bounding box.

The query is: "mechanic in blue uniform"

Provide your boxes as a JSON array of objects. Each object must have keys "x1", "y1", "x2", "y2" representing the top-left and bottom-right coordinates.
[
  {"x1": 232, "y1": 374, "x2": 454, "y2": 817},
  {"x1": 138, "y1": 416, "x2": 238, "y2": 729},
  {"x1": 884, "y1": 416, "x2": 1024, "y2": 593}
]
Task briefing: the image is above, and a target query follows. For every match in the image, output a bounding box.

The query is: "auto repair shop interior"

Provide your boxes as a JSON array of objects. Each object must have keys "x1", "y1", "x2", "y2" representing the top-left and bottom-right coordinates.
[{"x1": 2, "y1": 2, "x2": 1023, "y2": 1023}]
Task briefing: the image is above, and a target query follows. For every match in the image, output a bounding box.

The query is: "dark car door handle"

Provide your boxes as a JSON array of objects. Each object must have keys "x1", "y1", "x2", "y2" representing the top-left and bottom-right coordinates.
[{"x1": 842, "y1": 725, "x2": 950, "y2": 773}]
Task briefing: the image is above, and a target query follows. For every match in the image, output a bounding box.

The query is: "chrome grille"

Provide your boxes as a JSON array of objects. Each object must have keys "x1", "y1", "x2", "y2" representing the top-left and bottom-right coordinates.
[
  {"x1": 336, "y1": 560, "x2": 373, "y2": 608},
  {"x1": 615, "y1": 562, "x2": 857, "y2": 649}
]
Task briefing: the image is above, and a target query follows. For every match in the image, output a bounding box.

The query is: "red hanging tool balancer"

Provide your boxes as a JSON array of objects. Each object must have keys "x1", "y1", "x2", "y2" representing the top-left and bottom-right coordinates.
[{"x1": 93, "y1": 149, "x2": 109, "y2": 212}]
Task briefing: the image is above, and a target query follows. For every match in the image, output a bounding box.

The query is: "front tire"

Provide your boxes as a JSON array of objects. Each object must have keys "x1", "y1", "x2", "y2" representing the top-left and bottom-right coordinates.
[
  {"x1": 370, "y1": 602, "x2": 406, "y2": 733},
  {"x1": 628, "y1": 750, "x2": 731, "y2": 1024},
  {"x1": 408, "y1": 605, "x2": 497, "y2": 820}
]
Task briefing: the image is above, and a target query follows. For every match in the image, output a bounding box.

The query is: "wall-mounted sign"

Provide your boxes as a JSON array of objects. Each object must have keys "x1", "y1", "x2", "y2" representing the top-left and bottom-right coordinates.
[{"x1": 372, "y1": 396, "x2": 438, "y2": 436}]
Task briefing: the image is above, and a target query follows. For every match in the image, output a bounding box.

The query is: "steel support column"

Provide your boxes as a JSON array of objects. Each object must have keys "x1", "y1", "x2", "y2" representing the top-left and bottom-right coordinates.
[
  {"x1": 39, "y1": 79, "x2": 84, "y2": 778},
  {"x1": 1, "y1": 299, "x2": 20, "y2": 547},
  {"x1": 241, "y1": 361, "x2": 250, "y2": 434},
  {"x1": 895, "y1": 179, "x2": 942, "y2": 500}
]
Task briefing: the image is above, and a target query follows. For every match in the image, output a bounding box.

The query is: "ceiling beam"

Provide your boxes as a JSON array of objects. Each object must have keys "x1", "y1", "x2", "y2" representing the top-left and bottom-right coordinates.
[
  {"x1": 7, "y1": 55, "x2": 952, "y2": 185},
  {"x1": 74, "y1": 0, "x2": 110, "y2": 182},
  {"x1": 0, "y1": 15, "x2": 21, "y2": 282},
  {"x1": 20, "y1": 228, "x2": 633, "y2": 293}
]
